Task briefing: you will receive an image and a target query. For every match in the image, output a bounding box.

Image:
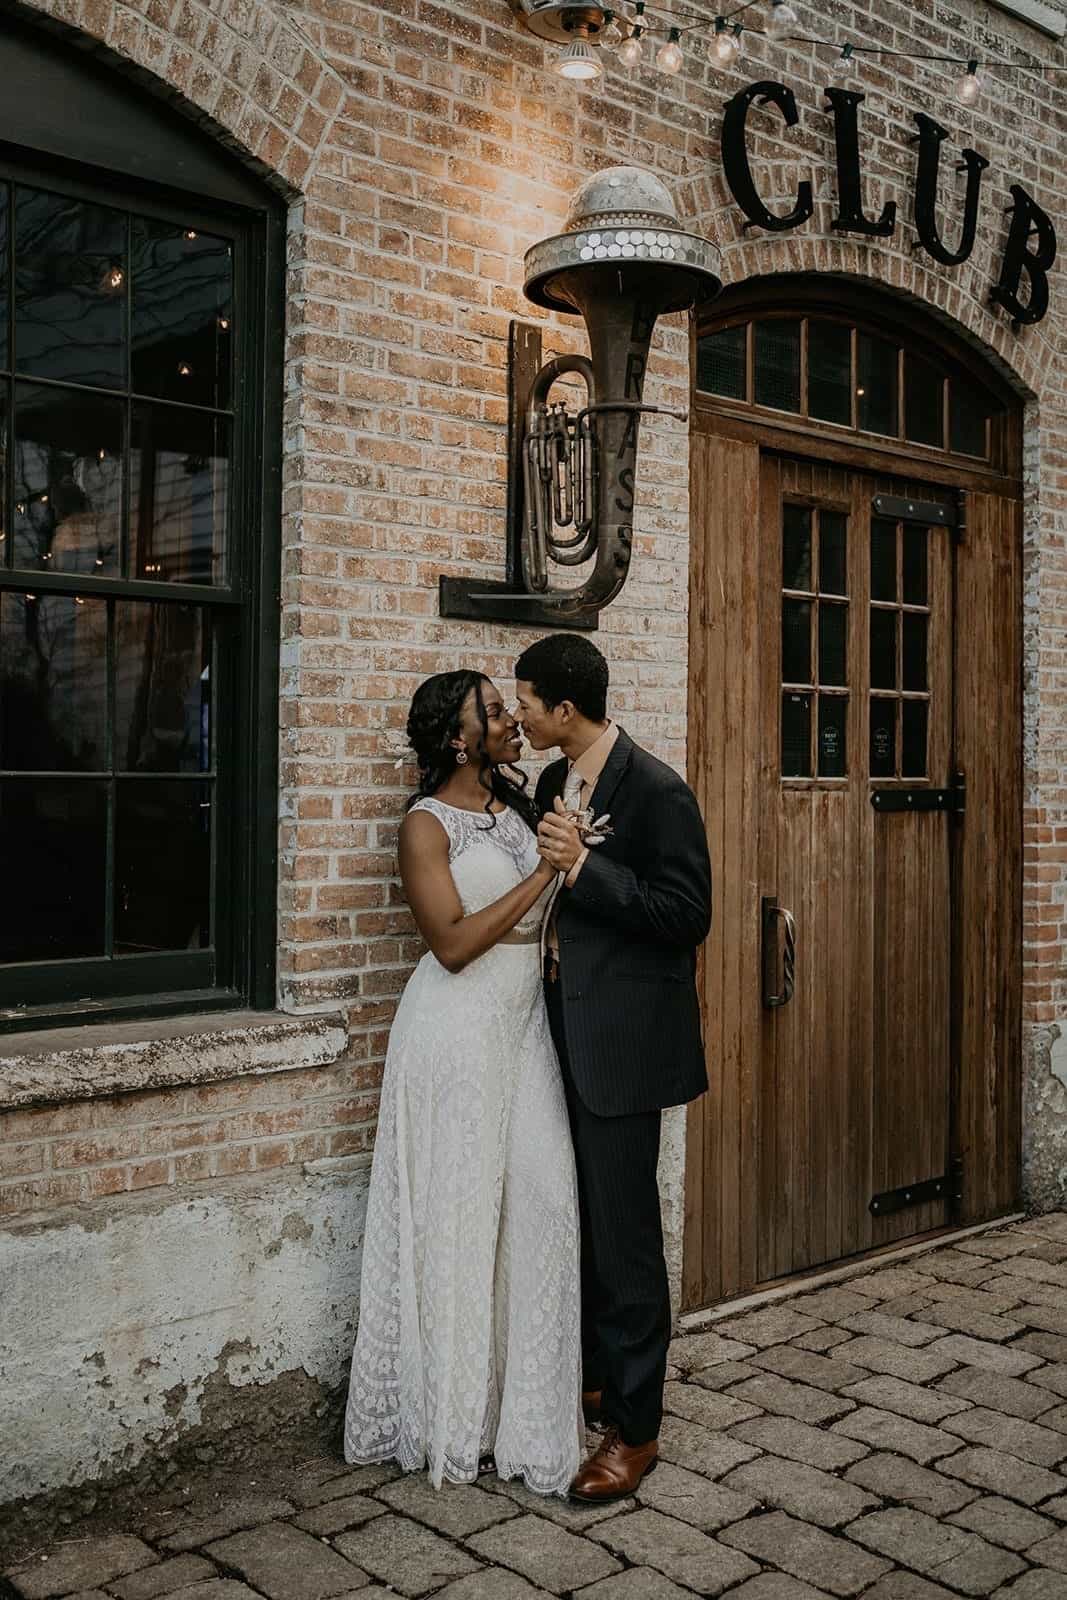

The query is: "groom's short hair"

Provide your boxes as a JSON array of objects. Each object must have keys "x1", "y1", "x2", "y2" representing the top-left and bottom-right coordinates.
[{"x1": 515, "y1": 634, "x2": 609, "y2": 722}]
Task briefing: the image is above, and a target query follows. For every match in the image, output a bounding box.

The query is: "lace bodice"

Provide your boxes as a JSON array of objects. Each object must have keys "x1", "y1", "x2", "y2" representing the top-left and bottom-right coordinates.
[{"x1": 410, "y1": 798, "x2": 549, "y2": 937}]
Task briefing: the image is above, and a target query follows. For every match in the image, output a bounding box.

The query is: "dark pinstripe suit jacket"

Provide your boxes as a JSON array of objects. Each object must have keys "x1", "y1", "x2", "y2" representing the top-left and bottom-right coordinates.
[{"x1": 535, "y1": 728, "x2": 711, "y2": 1117}]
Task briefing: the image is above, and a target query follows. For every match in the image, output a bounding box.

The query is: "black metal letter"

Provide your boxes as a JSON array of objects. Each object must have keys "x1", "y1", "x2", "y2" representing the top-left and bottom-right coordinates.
[
  {"x1": 912, "y1": 113, "x2": 988, "y2": 267},
  {"x1": 991, "y1": 183, "x2": 1057, "y2": 326},
  {"x1": 722, "y1": 81, "x2": 813, "y2": 233},
  {"x1": 825, "y1": 87, "x2": 896, "y2": 237}
]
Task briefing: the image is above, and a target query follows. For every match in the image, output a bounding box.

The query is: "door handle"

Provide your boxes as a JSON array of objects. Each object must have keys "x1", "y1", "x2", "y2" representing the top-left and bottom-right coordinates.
[{"x1": 762, "y1": 896, "x2": 796, "y2": 1009}]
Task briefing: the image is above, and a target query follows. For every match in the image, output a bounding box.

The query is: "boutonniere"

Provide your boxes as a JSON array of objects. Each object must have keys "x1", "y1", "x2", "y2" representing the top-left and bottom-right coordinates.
[{"x1": 571, "y1": 807, "x2": 613, "y2": 846}]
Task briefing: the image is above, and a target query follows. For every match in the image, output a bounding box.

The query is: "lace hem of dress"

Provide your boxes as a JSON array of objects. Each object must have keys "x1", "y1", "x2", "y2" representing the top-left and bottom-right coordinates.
[{"x1": 345, "y1": 1432, "x2": 574, "y2": 1499}]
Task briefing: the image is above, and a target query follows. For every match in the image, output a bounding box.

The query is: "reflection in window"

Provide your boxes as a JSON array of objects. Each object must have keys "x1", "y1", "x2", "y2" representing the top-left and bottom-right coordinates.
[
  {"x1": 870, "y1": 608, "x2": 897, "y2": 691},
  {"x1": 782, "y1": 598, "x2": 812, "y2": 685},
  {"x1": 0, "y1": 778, "x2": 107, "y2": 962},
  {"x1": 754, "y1": 319, "x2": 801, "y2": 413},
  {"x1": 782, "y1": 503, "x2": 812, "y2": 591},
  {"x1": 818, "y1": 695, "x2": 847, "y2": 778},
  {"x1": 782, "y1": 691, "x2": 811, "y2": 777},
  {"x1": 951, "y1": 382, "x2": 991, "y2": 457},
  {"x1": 14, "y1": 188, "x2": 126, "y2": 389},
  {"x1": 856, "y1": 332, "x2": 897, "y2": 438},
  {"x1": 115, "y1": 780, "x2": 210, "y2": 953},
  {"x1": 12, "y1": 382, "x2": 122, "y2": 574},
  {"x1": 902, "y1": 700, "x2": 928, "y2": 777},
  {"x1": 131, "y1": 220, "x2": 233, "y2": 409},
  {"x1": 0, "y1": 591, "x2": 107, "y2": 769},
  {"x1": 905, "y1": 352, "x2": 943, "y2": 448},
  {"x1": 695, "y1": 324, "x2": 746, "y2": 400},
  {"x1": 870, "y1": 698, "x2": 897, "y2": 778},
  {"x1": 870, "y1": 517, "x2": 897, "y2": 603},
  {"x1": 131, "y1": 406, "x2": 229, "y2": 584},
  {"x1": 808, "y1": 320, "x2": 851, "y2": 425},
  {"x1": 115, "y1": 603, "x2": 210, "y2": 772},
  {"x1": 819, "y1": 511, "x2": 847, "y2": 595}
]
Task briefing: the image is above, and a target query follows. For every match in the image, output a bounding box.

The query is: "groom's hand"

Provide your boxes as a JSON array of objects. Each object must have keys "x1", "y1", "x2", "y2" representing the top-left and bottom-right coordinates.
[{"x1": 538, "y1": 800, "x2": 583, "y2": 873}]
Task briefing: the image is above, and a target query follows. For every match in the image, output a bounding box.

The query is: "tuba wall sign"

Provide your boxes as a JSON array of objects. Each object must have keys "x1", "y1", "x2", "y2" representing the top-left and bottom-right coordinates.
[{"x1": 439, "y1": 167, "x2": 721, "y2": 630}]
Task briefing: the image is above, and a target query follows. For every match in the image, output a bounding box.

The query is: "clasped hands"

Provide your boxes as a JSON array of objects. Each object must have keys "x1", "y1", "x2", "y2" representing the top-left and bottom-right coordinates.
[{"x1": 537, "y1": 796, "x2": 584, "y2": 874}]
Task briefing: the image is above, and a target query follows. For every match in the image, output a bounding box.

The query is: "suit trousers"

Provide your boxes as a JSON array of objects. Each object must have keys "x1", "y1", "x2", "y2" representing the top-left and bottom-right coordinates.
[{"x1": 545, "y1": 976, "x2": 671, "y2": 1447}]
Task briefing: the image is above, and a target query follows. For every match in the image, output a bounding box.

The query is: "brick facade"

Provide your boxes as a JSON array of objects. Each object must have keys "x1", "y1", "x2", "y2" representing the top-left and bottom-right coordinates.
[{"x1": 2, "y1": 0, "x2": 1067, "y2": 1502}]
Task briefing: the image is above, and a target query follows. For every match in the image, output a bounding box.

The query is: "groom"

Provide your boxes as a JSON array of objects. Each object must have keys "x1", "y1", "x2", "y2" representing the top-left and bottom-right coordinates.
[{"x1": 514, "y1": 633, "x2": 711, "y2": 1502}]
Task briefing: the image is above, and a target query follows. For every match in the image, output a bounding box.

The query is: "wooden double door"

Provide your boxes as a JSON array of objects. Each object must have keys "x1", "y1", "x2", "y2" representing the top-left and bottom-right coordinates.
[{"x1": 684, "y1": 435, "x2": 1022, "y2": 1309}]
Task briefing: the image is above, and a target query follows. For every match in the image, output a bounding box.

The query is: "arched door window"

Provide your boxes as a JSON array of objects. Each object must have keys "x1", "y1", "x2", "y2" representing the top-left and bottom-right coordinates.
[{"x1": 0, "y1": 23, "x2": 284, "y2": 1031}]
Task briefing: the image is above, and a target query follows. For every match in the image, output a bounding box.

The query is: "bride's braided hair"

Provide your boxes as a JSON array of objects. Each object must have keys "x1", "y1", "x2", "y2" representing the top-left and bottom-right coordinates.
[{"x1": 405, "y1": 670, "x2": 539, "y2": 832}]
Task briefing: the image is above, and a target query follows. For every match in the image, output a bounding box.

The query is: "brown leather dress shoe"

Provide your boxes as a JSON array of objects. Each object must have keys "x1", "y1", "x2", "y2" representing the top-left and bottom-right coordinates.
[
  {"x1": 582, "y1": 1388, "x2": 604, "y2": 1426},
  {"x1": 569, "y1": 1427, "x2": 658, "y2": 1503}
]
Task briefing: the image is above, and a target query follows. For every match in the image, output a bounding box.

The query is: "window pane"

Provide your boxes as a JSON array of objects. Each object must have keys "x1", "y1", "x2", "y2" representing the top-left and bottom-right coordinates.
[
  {"x1": 132, "y1": 219, "x2": 233, "y2": 410},
  {"x1": 0, "y1": 185, "x2": 9, "y2": 373},
  {"x1": 819, "y1": 511, "x2": 847, "y2": 595},
  {"x1": 818, "y1": 695, "x2": 847, "y2": 777},
  {"x1": 902, "y1": 700, "x2": 928, "y2": 777},
  {"x1": 870, "y1": 517, "x2": 897, "y2": 603},
  {"x1": 115, "y1": 603, "x2": 210, "y2": 773},
  {"x1": 754, "y1": 319, "x2": 801, "y2": 413},
  {"x1": 115, "y1": 780, "x2": 211, "y2": 953},
  {"x1": 857, "y1": 332, "x2": 898, "y2": 437},
  {"x1": 818, "y1": 601, "x2": 848, "y2": 687},
  {"x1": 13, "y1": 383, "x2": 123, "y2": 575},
  {"x1": 902, "y1": 525, "x2": 928, "y2": 606},
  {"x1": 696, "y1": 325, "x2": 746, "y2": 399},
  {"x1": 783, "y1": 503, "x2": 812, "y2": 591},
  {"x1": 131, "y1": 406, "x2": 229, "y2": 584},
  {"x1": 14, "y1": 188, "x2": 126, "y2": 389},
  {"x1": 782, "y1": 691, "x2": 811, "y2": 777},
  {"x1": 782, "y1": 598, "x2": 812, "y2": 684},
  {"x1": 905, "y1": 352, "x2": 944, "y2": 447},
  {"x1": 870, "y1": 608, "x2": 897, "y2": 690},
  {"x1": 902, "y1": 612, "x2": 928, "y2": 692},
  {"x1": 808, "y1": 319, "x2": 851, "y2": 425},
  {"x1": 870, "y1": 698, "x2": 897, "y2": 778},
  {"x1": 950, "y1": 381, "x2": 991, "y2": 457},
  {"x1": 0, "y1": 778, "x2": 106, "y2": 961},
  {"x1": 0, "y1": 592, "x2": 107, "y2": 770}
]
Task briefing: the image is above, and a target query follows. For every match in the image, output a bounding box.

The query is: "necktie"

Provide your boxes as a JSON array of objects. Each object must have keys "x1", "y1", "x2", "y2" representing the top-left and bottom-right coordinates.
[{"x1": 544, "y1": 764, "x2": 584, "y2": 965}]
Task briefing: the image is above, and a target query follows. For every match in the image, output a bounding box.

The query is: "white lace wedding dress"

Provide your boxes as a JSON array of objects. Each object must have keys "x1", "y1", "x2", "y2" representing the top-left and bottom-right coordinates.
[{"x1": 343, "y1": 797, "x2": 583, "y2": 1494}]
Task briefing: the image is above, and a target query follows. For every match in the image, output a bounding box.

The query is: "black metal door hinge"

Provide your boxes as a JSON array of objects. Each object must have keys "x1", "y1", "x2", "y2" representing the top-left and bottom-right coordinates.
[{"x1": 870, "y1": 1155, "x2": 963, "y2": 1217}]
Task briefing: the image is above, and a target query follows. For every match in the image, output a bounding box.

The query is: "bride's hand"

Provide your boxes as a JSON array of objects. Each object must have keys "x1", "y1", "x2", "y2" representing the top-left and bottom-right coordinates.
[{"x1": 533, "y1": 856, "x2": 557, "y2": 885}]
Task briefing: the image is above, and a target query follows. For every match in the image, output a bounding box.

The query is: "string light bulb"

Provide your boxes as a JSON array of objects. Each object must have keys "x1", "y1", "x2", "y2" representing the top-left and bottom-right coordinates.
[
  {"x1": 766, "y1": 0, "x2": 798, "y2": 41},
  {"x1": 712, "y1": 18, "x2": 742, "y2": 61},
  {"x1": 656, "y1": 27, "x2": 684, "y2": 73},
  {"x1": 556, "y1": 27, "x2": 602, "y2": 80},
  {"x1": 600, "y1": 10, "x2": 623, "y2": 47},
  {"x1": 618, "y1": 26, "x2": 643, "y2": 65},
  {"x1": 831, "y1": 42, "x2": 854, "y2": 75},
  {"x1": 956, "y1": 58, "x2": 981, "y2": 105}
]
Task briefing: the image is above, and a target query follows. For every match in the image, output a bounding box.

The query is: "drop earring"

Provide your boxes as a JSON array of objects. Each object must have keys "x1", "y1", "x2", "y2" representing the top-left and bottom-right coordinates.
[{"x1": 455, "y1": 749, "x2": 469, "y2": 766}]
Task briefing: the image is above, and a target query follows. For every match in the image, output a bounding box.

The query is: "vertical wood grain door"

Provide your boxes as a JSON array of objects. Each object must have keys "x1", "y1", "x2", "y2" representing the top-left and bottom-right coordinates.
[
  {"x1": 683, "y1": 435, "x2": 1018, "y2": 1307},
  {"x1": 758, "y1": 455, "x2": 955, "y2": 1281}
]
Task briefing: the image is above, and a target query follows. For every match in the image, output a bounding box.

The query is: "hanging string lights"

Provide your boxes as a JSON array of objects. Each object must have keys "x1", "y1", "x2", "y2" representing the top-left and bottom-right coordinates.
[{"x1": 532, "y1": 0, "x2": 1067, "y2": 102}]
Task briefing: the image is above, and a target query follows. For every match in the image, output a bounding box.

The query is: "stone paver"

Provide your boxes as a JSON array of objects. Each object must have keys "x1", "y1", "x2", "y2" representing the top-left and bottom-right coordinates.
[
  {"x1": 634, "y1": 1459, "x2": 759, "y2": 1531},
  {"x1": 830, "y1": 1406, "x2": 959, "y2": 1463},
  {"x1": 844, "y1": 1452, "x2": 977, "y2": 1516},
  {"x1": 658, "y1": 1413, "x2": 760, "y2": 1477},
  {"x1": 204, "y1": 1523, "x2": 365, "y2": 1600},
  {"x1": 467, "y1": 1514, "x2": 620, "y2": 1595},
  {"x1": 20, "y1": 1214, "x2": 1067, "y2": 1600},
  {"x1": 840, "y1": 1373, "x2": 971, "y2": 1424},
  {"x1": 948, "y1": 1493, "x2": 1059, "y2": 1550},
  {"x1": 725, "y1": 1373, "x2": 853, "y2": 1424},
  {"x1": 336, "y1": 1514, "x2": 482, "y2": 1595},
  {"x1": 730, "y1": 1414, "x2": 867, "y2": 1471},
  {"x1": 7, "y1": 1536, "x2": 156, "y2": 1598},
  {"x1": 721, "y1": 1454, "x2": 878, "y2": 1528},
  {"x1": 720, "y1": 1509, "x2": 893, "y2": 1595},
  {"x1": 375, "y1": 1475, "x2": 517, "y2": 1537},
  {"x1": 938, "y1": 1445, "x2": 1067, "y2": 1505},
  {"x1": 575, "y1": 1569, "x2": 694, "y2": 1599},
  {"x1": 589, "y1": 1507, "x2": 759, "y2": 1596},
  {"x1": 109, "y1": 1557, "x2": 219, "y2": 1599}
]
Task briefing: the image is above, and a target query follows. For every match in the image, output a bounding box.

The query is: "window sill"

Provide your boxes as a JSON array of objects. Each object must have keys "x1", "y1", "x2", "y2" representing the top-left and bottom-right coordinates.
[{"x1": 0, "y1": 1010, "x2": 349, "y2": 1111}]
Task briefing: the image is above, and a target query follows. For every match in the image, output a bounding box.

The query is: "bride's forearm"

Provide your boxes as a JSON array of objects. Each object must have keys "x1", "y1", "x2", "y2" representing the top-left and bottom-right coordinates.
[{"x1": 431, "y1": 867, "x2": 552, "y2": 974}]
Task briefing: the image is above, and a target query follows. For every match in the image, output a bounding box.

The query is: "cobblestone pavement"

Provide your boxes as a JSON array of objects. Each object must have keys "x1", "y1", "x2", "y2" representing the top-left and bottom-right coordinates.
[{"x1": 11, "y1": 1214, "x2": 1067, "y2": 1599}]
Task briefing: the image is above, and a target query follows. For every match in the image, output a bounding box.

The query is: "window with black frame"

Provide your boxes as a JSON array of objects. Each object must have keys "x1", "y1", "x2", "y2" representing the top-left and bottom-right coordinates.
[{"x1": 0, "y1": 159, "x2": 278, "y2": 1029}]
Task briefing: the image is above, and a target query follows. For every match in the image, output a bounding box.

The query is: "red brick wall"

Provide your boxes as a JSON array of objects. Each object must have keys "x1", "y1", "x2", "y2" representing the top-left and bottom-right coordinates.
[{"x1": 2, "y1": 0, "x2": 1065, "y2": 1217}]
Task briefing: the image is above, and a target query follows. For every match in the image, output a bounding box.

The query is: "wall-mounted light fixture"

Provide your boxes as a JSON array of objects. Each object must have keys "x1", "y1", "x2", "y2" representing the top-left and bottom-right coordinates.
[{"x1": 440, "y1": 167, "x2": 721, "y2": 629}]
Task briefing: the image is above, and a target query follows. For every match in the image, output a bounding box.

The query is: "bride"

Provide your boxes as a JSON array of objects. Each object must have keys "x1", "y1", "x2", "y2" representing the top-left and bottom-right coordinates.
[{"x1": 343, "y1": 670, "x2": 583, "y2": 1494}]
